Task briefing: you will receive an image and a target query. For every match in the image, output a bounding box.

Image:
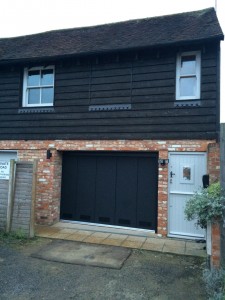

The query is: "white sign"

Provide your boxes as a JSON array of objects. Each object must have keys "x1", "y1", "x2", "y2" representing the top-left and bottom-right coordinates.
[{"x1": 0, "y1": 160, "x2": 10, "y2": 180}]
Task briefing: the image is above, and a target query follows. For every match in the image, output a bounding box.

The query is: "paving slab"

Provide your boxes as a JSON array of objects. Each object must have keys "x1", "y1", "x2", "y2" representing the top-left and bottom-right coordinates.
[
  {"x1": 141, "y1": 238, "x2": 165, "y2": 251},
  {"x1": 164, "y1": 239, "x2": 186, "y2": 247},
  {"x1": 89, "y1": 232, "x2": 111, "y2": 238},
  {"x1": 31, "y1": 239, "x2": 131, "y2": 269},
  {"x1": 35, "y1": 225, "x2": 206, "y2": 257},
  {"x1": 65, "y1": 234, "x2": 87, "y2": 242},
  {"x1": 100, "y1": 234, "x2": 128, "y2": 246},
  {"x1": 121, "y1": 236, "x2": 146, "y2": 249},
  {"x1": 83, "y1": 232, "x2": 111, "y2": 244},
  {"x1": 51, "y1": 232, "x2": 72, "y2": 239},
  {"x1": 66, "y1": 232, "x2": 93, "y2": 242},
  {"x1": 36, "y1": 227, "x2": 62, "y2": 236},
  {"x1": 108, "y1": 233, "x2": 129, "y2": 240},
  {"x1": 59, "y1": 228, "x2": 78, "y2": 234},
  {"x1": 100, "y1": 238, "x2": 124, "y2": 246},
  {"x1": 83, "y1": 236, "x2": 107, "y2": 244}
]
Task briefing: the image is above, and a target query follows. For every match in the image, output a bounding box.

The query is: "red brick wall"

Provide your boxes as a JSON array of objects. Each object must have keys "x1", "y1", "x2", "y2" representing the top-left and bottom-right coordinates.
[
  {"x1": 16, "y1": 147, "x2": 62, "y2": 225},
  {"x1": 208, "y1": 143, "x2": 220, "y2": 184},
  {"x1": 211, "y1": 222, "x2": 221, "y2": 268},
  {"x1": 0, "y1": 139, "x2": 220, "y2": 236},
  {"x1": 208, "y1": 143, "x2": 221, "y2": 268}
]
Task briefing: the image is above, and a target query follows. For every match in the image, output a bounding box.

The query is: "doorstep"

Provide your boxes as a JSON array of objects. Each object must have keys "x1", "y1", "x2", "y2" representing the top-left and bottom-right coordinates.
[{"x1": 35, "y1": 222, "x2": 206, "y2": 258}]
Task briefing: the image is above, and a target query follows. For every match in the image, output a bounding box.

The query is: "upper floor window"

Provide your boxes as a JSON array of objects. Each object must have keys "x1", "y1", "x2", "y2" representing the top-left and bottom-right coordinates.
[
  {"x1": 22, "y1": 66, "x2": 54, "y2": 107},
  {"x1": 176, "y1": 51, "x2": 201, "y2": 100}
]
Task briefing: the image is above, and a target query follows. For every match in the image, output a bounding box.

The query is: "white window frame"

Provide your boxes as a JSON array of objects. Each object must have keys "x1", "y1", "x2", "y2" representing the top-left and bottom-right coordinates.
[
  {"x1": 176, "y1": 51, "x2": 201, "y2": 100},
  {"x1": 22, "y1": 66, "x2": 54, "y2": 107}
]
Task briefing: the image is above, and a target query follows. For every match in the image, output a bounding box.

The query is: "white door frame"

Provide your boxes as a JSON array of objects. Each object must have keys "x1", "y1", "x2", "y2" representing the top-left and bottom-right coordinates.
[{"x1": 168, "y1": 151, "x2": 206, "y2": 239}]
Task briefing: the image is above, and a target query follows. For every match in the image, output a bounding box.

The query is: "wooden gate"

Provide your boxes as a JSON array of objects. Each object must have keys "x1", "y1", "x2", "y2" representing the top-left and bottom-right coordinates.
[{"x1": 0, "y1": 160, "x2": 37, "y2": 237}]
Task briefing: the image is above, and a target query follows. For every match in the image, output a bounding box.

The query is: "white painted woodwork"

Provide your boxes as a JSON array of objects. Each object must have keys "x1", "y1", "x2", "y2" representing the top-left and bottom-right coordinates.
[{"x1": 168, "y1": 152, "x2": 206, "y2": 239}]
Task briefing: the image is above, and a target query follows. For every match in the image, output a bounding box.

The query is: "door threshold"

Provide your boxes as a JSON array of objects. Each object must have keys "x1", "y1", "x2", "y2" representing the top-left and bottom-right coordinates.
[
  {"x1": 56, "y1": 220, "x2": 156, "y2": 237},
  {"x1": 168, "y1": 233, "x2": 205, "y2": 241}
]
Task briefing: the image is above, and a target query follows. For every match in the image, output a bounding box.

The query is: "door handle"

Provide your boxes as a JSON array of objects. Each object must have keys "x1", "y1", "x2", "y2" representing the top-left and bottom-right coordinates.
[{"x1": 170, "y1": 171, "x2": 175, "y2": 178}]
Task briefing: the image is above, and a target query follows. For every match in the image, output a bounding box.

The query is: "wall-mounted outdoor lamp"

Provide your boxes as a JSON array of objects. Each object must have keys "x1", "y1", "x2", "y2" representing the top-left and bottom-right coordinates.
[
  {"x1": 46, "y1": 149, "x2": 52, "y2": 159},
  {"x1": 158, "y1": 159, "x2": 169, "y2": 166}
]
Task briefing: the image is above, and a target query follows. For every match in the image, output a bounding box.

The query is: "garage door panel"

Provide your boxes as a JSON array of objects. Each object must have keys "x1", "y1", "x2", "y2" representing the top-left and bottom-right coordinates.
[
  {"x1": 60, "y1": 157, "x2": 78, "y2": 220},
  {"x1": 136, "y1": 157, "x2": 158, "y2": 230},
  {"x1": 76, "y1": 157, "x2": 96, "y2": 222},
  {"x1": 95, "y1": 157, "x2": 116, "y2": 224},
  {"x1": 115, "y1": 157, "x2": 137, "y2": 228}
]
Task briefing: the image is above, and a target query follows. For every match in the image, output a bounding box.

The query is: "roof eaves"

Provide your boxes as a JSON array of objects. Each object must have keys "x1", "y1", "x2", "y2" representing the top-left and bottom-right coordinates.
[{"x1": 0, "y1": 33, "x2": 223, "y2": 66}]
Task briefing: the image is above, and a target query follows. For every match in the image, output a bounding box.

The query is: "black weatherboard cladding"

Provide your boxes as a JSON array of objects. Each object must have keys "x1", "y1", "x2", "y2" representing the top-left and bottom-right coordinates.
[
  {"x1": 0, "y1": 8, "x2": 223, "y2": 140},
  {"x1": 0, "y1": 42, "x2": 221, "y2": 140}
]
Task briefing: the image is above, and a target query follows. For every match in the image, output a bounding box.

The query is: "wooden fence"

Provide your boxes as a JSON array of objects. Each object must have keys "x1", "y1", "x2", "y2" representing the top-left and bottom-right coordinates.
[
  {"x1": 0, "y1": 160, "x2": 37, "y2": 237},
  {"x1": 0, "y1": 179, "x2": 9, "y2": 230}
]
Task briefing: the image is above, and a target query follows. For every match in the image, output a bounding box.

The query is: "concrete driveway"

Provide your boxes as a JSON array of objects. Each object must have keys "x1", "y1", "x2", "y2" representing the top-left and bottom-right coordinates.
[{"x1": 0, "y1": 237, "x2": 206, "y2": 300}]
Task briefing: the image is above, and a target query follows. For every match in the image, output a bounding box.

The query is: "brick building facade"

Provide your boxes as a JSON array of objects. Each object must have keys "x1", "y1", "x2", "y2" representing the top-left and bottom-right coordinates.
[{"x1": 0, "y1": 139, "x2": 220, "y2": 236}]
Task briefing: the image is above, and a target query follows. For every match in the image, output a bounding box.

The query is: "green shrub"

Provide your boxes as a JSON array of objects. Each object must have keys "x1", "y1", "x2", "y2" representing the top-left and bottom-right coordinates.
[
  {"x1": 203, "y1": 268, "x2": 225, "y2": 300},
  {"x1": 184, "y1": 182, "x2": 225, "y2": 229}
]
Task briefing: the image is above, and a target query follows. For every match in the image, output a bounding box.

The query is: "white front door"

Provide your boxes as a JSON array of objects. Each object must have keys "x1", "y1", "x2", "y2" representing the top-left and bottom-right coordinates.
[{"x1": 168, "y1": 152, "x2": 206, "y2": 239}]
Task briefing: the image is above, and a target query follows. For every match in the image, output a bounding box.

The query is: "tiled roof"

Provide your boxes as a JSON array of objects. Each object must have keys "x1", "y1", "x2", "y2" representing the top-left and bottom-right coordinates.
[{"x1": 0, "y1": 7, "x2": 223, "y2": 63}]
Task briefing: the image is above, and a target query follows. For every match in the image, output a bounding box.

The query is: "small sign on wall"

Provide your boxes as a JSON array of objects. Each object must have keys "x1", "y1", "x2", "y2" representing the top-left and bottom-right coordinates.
[{"x1": 0, "y1": 161, "x2": 10, "y2": 180}]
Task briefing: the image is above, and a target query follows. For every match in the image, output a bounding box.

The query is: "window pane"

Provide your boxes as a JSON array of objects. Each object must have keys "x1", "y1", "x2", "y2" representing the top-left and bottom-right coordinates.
[
  {"x1": 41, "y1": 69, "x2": 54, "y2": 85},
  {"x1": 27, "y1": 70, "x2": 40, "y2": 86},
  {"x1": 28, "y1": 88, "x2": 40, "y2": 104},
  {"x1": 180, "y1": 55, "x2": 196, "y2": 75},
  {"x1": 41, "y1": 87, "x2": 54, "y2": 104},
  {"x1": 180, "y1": 77, "x2": 196, "y2": 97},
  {"x1": 183, "y1": 167, "x2": 191, "y2": 180}
]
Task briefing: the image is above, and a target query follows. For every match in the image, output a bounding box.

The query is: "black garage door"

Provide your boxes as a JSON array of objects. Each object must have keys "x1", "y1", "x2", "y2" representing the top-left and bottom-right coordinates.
[{"x1": 60, "y1": 151, "x2": 158, "y2": 231}]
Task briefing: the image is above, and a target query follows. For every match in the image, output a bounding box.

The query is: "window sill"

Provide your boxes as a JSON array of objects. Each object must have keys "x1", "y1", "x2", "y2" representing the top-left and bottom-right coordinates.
[{"x1": 18, "y1": 107, "x2": 55, "y2": 114}]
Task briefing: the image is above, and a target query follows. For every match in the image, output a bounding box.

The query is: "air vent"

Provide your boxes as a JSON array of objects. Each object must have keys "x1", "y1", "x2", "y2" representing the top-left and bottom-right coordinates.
[
  {"x1": 175, "y1": 101, "x2": 200, "y2": 107},
  {"x1": 89, "y1": 104, "x2": 131, "y2": 112},
  {"x1": 139, "y1": 221, "x2": 152, "y2": 228},
  {"x1": 61, "y1": 213, "x2": 73, "y2": 219},
  {"x1": 99, "y1": 217, "x2": 110, "y2": 223},
  {"x1": 18, "y1": 108, "x2": 55, "y2": 114},
  {"x1": 80, "y1": 215, "x2": 91, "y2": 221},
  {"x1": 118, "y1": 219, "x2": 130, "y2": 225}
]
